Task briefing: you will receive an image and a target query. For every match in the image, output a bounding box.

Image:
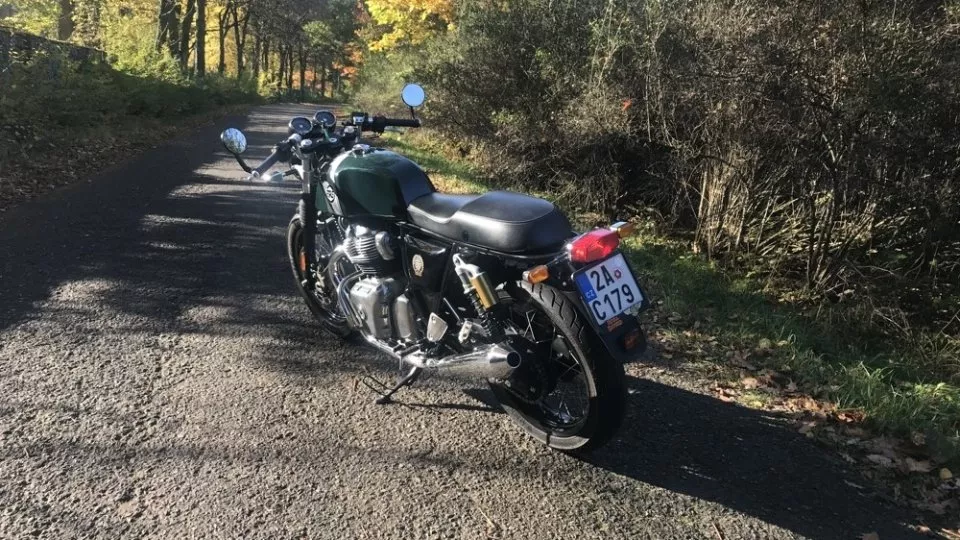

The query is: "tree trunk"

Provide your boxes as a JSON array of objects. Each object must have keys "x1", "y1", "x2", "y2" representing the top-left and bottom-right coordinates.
[
  {"x1": 168, "y1": 3, "x2": 181, "y2": 57},
  {"x1": 231, "y1": 6, "x2": 248, "y2": 74},
  {"x1": 261, "y1": 37, "x2": 269, "y2": 73},
  {"x1": 277, "y1": 44, "x2": 285, "y2": 92},
  {"x1": 195, "y1": 0, "x2": 206, "y2": 76},
  {"x1": 156, "y1": 0, "x2": 173, "y2": 53},
  {"x1": 217, "y1": 6, "x2": 229, "y2": 74},
  {"x1": 178, "y1": 0, "x2": 196, "y2": 72},
  {"x1": 319, "y1": 65, "x2": 326, "y2": 97},
  {"x1": 298, "y1": 42, "x2": 306, "y2": 102},
  {"x1": 58, "y1": 0, "x2": 74, "y2": 41},
  {"x1": 251, "y1": 33, "x2": 261, "y2": 80},
  {"x1": 286, "y1": 47, "x2": 293, "y2": 90}
]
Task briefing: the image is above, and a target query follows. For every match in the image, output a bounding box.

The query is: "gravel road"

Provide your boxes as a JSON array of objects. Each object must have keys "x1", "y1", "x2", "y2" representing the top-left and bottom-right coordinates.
[{"x1": 0, "y1": 105, "x2": 926, "y2": 539}]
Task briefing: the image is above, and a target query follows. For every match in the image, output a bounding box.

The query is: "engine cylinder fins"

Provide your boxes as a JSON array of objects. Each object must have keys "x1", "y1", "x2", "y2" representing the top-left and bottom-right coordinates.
[{"x1": 343, "y1": 226, "x2": 398, "y2": 275}]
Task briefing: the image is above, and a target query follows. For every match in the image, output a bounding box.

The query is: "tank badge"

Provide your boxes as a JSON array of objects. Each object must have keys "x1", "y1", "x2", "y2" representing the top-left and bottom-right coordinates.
[
  {"x1": 324, "y1": 183, "x2": 336, "y2": 202},
  {"x1": 412, "y1": 254, "x2": 425, "y2": 277}
]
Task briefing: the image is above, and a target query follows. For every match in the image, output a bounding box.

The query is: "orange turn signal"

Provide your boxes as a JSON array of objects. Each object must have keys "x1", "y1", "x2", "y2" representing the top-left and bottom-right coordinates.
[
  {"x1": 523, "y1": 265, "x2": 550, "y2": 284},
  {"x1": 610, "y1": 221, "x2": 636, "y2": 238}
]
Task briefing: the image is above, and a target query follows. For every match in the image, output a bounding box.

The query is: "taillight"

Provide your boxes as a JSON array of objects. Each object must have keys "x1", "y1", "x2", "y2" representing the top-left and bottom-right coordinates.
[{"x1": 569, "y1": 229, "x2": 620, "y2": 263}]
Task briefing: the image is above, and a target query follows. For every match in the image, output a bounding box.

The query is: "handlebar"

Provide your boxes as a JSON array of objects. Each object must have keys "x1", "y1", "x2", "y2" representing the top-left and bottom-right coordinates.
[
  {"x1": 248, "y1": 134, "x2": 301, "y2": 180},
  {"x1": 250, "y1": 150, "x2": 283, "y2": 179},
  {"x1": 347, "y1": 115, "x2": 421, "y2": 133},
  {"x1": 376, "y1": 117, "x2": 422, "y2": 129},
  {"x1": 243, "y1": 114, "x2": 421, "y2": 180}
]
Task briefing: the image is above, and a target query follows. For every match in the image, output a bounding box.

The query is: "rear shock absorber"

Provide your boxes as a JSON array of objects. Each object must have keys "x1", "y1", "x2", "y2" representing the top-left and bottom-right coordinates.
[{"x1": 452, "y1": 253, "x2": 504, "y2": 340}]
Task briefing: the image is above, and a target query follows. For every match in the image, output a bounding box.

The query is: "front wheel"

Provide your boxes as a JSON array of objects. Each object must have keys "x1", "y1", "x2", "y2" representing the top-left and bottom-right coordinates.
[
  {"x1": 287, "y1": 215, "x2": 352, "y2": 338},
  {"x1": 491, "y1": 281, "x2": 627, "y2": 453}
]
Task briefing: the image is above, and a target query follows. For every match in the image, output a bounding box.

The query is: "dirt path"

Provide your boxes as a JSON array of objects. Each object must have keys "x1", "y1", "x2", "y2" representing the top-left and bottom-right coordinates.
[{"x1": 0, "y1": 105, "x2": 925, "y2": 539}]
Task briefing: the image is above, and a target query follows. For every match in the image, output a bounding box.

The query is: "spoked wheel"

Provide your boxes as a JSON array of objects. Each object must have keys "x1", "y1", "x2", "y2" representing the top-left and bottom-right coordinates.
[
  {"x1": 491, "y1": 281, "x2": 627, "y2": 453},
  {"x1": 287, "y1": 215, "x2": 352, "y2": 337}
]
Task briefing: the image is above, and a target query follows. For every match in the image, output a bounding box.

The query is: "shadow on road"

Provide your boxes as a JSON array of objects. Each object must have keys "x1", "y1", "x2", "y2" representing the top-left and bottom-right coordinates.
[{"x1": 584, "y1": 376, "x2": 924, "y2": 540}]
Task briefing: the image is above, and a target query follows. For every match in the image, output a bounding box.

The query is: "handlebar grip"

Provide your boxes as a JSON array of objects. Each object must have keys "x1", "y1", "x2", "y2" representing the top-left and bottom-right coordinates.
[
  {"x1": 251, "y1": 150, "x2": 282, "y2": 179},
  {"x1": 384, "y1": 118, "x2": 421, "y2": 128}
]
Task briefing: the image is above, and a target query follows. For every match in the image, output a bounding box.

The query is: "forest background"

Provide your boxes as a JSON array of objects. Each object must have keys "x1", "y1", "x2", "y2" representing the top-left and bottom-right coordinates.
[{"x1": 2, "y1": 0, "x2": 959, "y2": 476}]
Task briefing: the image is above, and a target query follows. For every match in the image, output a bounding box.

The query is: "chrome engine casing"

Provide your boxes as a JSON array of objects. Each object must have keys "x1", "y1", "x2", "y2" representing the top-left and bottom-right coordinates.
[
  {"x1": 340, "y1": 225, "x2": 417, "y2": 341},
  {"x1": 349, "y1": 277, "x2": 404, "y2": 339}
]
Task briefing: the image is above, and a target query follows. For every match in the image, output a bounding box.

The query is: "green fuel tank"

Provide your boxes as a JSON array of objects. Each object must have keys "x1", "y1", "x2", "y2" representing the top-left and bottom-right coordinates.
[{"x1": 319, "y1": 146, "x2": 435, "y2": 219}]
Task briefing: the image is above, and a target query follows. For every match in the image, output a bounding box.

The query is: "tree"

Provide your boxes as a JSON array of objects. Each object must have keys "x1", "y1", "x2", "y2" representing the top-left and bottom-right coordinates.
[
  {"x1": 178, "y1": 0, "x2": 196, "y2": 71},
  {"x1": 364, "y1": 0, "x2": 452, "y2": 51},
  {"x1": 195, "y1": 0, "x2": 205, "y2": 75},
  {"x1": 57, "y1": 0, "x2": 74, "y2": 40}
]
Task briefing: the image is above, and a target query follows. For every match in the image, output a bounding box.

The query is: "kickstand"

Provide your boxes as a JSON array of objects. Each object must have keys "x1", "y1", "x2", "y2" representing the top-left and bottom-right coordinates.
[{"x1": 375, "y1": 366, "x2": 423, "y2": 404}]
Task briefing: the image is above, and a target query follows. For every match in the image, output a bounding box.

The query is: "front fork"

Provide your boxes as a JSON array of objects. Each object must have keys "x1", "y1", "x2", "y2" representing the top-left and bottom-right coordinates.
[{"x1": 295, "y1": 161, "x2": 319, "y2": 281}]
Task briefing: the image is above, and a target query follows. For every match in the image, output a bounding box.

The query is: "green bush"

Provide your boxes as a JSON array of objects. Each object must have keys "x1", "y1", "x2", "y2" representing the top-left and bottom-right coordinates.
[{"x1": 407, "y1": 0, "x2": 960, "y2": 334}]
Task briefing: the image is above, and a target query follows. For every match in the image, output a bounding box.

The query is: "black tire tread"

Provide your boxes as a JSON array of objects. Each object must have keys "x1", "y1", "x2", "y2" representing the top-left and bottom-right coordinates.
[{"x1": 500, "y1": 281, "x2": 627, "y2": 453}]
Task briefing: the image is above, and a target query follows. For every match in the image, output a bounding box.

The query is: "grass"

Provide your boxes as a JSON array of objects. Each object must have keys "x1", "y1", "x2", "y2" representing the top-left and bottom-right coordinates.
[{"x1": 378, "y1": 129, "x2": 960, "y2": 463}]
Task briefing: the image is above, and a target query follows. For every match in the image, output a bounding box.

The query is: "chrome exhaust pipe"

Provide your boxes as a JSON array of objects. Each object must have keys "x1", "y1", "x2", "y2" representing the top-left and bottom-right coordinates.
[
  {"x1": 360, "y1": 332, "x2": 522, "y2": 380},
  {"x1": 406, "y1": 343, "x2": 521, "y2": 380}
]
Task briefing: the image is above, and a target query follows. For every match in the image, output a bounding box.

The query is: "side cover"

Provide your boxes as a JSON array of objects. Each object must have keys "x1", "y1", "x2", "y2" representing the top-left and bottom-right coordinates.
[{"x1": 320, "y1": 148, "x2": 435, "y2": 218}]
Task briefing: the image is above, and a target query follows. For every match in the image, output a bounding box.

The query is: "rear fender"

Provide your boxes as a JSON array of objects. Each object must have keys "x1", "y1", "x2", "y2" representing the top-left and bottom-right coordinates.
[
  {"x1": 525, "y1": 251, "x2": 647, "y2": 363},
  {"x1": 557, "y1": 289, "x2": 647, "y2": 363}
]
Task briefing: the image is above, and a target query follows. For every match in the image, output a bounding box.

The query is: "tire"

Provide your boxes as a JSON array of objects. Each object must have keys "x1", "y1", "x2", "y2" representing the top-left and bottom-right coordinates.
[
  {"x1": 287, "y1": 215, "x2": 352, "y2": 338},
  {"x1": 492, "y1": 281, "x2": 627, "y2": 453}
]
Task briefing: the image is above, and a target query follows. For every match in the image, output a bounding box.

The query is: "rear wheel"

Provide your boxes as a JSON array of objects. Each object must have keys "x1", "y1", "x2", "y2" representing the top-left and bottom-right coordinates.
[
  {"x1": 491, "y1": 281, "x2": 627, "y2": 453},
  {"x1": 287, "y1": 215, "x2": 352, "y2": 337}
]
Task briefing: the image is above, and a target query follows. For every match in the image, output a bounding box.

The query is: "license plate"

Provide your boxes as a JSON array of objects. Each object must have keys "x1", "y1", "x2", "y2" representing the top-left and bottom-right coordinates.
[{"x1": 574, "y1": 253, "x2": 644, "y2": 325}]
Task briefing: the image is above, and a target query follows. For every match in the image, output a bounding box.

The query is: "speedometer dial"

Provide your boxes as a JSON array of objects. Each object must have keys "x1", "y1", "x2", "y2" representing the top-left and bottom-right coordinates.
[
  {"x1": 314, "y1": 110, "x2": 336, "y2": 128},
  {"x1": 288, "y1": 116, "x2": 313, "y2": 136}
]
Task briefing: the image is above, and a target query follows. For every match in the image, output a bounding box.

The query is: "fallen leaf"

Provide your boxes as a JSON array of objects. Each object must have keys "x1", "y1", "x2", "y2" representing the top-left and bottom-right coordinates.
[
  {"x1": 740, "y1": 377, "x2": 759, "y2": 390},
  {"x1": 860, "y1": 532, "x2": 879, "y2": 540},
  {"x1": 798, "y1": 422, "x2": 816, "y2": 435},
  {"x1": 836, "y1": 410, "x2": 865, "y2": 423},
  {"x1": 864, "y1": 437, "x2": 899, "y2": 459},
  {"x1": 866, "y1": 454, "x2": 894, "y2": 468},
  {"x1": 717, "y1": 394, "x2": 736, "y2": 403},
  {"x1": 903, "y1": 457, "x2": 933, "y2": 474},
  {"x1": 785, "y1": 380, "x2": 798, "y2": 393},
  {"x1": 728, "y1": 351, "x2": 757, "y2": 371},
  {"x1": 910, "y1": 431, "x2": 927, "y2": 447},
  {"x1": 940, "y1": 468, "x2": 954, "y2": 480}
]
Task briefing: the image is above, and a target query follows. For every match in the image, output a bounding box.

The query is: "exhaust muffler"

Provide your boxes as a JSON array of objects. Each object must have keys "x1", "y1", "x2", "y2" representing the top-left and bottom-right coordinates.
[{"x1": 413, "y1": 343, "x2": 521, "y2": 380}]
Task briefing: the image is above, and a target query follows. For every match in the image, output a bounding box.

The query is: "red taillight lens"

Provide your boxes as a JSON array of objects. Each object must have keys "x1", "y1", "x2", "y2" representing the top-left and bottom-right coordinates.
[{"x1": 569, "y1": 229, "x2": 620, "y2": 263}]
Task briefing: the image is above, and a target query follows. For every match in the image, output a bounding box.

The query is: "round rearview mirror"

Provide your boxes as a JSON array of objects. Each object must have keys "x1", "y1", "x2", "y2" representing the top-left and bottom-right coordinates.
[
  {"x1": 401, "y1": 83, "x2": 425, "y2": 108},
  {"x1": 220, "y1": 128, "x2": 247, "y2": 154}
]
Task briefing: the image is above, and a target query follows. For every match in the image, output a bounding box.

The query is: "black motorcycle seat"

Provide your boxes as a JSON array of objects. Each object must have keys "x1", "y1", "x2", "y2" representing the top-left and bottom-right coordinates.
[{"x1": 407, "y1": 191, "x2": 573, "y2": 253}]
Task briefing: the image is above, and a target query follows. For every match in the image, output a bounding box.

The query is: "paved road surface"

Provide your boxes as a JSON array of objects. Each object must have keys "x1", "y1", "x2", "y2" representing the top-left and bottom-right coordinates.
[{"x1": 0, "y1": 105, "x2": 924, "y2": 539}]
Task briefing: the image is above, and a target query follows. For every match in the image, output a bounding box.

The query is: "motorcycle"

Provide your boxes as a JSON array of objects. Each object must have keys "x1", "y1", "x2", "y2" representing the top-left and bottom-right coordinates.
[{"x1": 218, "y1": 84, "x2": 649, "y2": 452}]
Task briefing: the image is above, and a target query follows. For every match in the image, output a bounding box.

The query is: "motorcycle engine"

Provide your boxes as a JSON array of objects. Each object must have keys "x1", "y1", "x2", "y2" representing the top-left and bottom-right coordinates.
[{"x1": 343, "y1": 225, "x2": 417, "y2": 340}]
